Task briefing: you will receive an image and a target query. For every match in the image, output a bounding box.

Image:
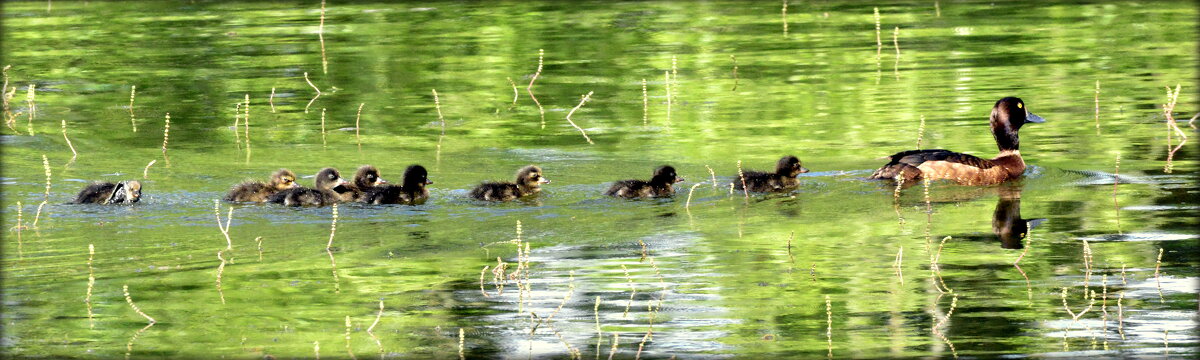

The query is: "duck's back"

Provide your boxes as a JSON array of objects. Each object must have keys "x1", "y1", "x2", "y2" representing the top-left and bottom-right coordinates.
[
  {"x1": 268, "y1": 187, "x2": 337, "y2": 206},
  {"x1": 224, "y1": 181, "x2": 272, "y2": 202},
  {"x1": 871, "y1": 149, "x2": 1012, "y2": 184},
  {"x1": 361, "y1": 185, "x2": 428, "y2": 205},
  {"x1": 470, "y1": 182, "x2": 520, "y2": 201},
  {"x1": 735, "y1": 171, "x2": 780, "y2": 192},
  {"x1": 606, "y1": 180, "x2": 651, "y2": 198},
  {"x1": 73, "y1": 182, "x2": 117, "y2": 204}
]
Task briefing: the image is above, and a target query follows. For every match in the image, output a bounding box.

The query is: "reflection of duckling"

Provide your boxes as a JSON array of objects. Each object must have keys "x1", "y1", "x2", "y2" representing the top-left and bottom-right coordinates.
[
  {"x1": 224, "y1": 169, "x2": 299, "y2": 202},
  {"x1": 605, "y1": 165, "x2": 684, "y2": 199},
  {"x1": 360, "y1": 165, "x2": 432, "y2": 205},
  {"x1": 267, "y1": 168, "x2": 347, "y2": 206},
  {"x1": 339, "y1": 165, "x2": 387, "y2": 202},
  {"x1": 734, "y1": 155, "x2": 809, "y2": 192},
  {"x1": 469, "y1": 165, "x2": 550, "y2": 201},
  {"x1": 870, "y1": 97, "x2": 1045, "y2": 185},
  {"x1": 72, "y1": 181, "x2": 143, "y2": 204}
]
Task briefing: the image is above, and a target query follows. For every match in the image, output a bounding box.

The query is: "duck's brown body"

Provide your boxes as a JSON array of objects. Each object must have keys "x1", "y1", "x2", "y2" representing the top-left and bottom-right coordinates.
[
  {"x1": 73, "y1": 181, "x2": 142, "y2": 204},
  {"x1": 734, "y1": 156, "x2": 809, "y2": 193},
  {"x1": 470, "y1": 165, "x2": 549, "y2": 201},
  {"x1": 605, "y1": 165, "x2": 683, "y2": 199},
  {"x1": 870, "y1": 97, "x2": 1044, "y2": 186},
  {"x1": 224, "y1": 169, "x2": 298, "y2": 202}
]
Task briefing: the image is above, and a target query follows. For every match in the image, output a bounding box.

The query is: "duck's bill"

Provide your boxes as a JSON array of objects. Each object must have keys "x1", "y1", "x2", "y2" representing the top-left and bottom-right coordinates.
[
  {"x1": 289, "y1": 183, "x2": 301, "y2": 188},
  {"x1": 675, "y1": 178, "x2": 685, "y2": 183},
  {"x1": 1026, "y1": 112, "x2": 1045, "y2": 123},
  {"x1": 538, "y1": 178, "x2": 551, "y2": 184},
  {"x1": 798, "y1": 167, "x2": 810, "y2": 174},
  {"x1": 376, "y1": 178, "x2": 388, "y2": 185},
  {"x1": 425, "y1": 180, "x2": 434, "y2": 185}
]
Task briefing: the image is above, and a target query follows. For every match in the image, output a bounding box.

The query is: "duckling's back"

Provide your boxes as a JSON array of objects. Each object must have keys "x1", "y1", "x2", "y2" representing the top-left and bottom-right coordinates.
[
  {"x1": 72, "y1": 182, "x2": 117, "y2": 204},
  {"x1": 470, "y1": 182, "x2": 520, "y2": 201}
]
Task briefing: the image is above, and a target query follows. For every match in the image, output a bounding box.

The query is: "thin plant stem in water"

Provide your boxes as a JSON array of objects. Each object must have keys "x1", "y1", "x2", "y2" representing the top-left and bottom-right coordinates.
[
  {"x1": 564, "y1": 91, "x2": 595, "y2": 144},
  {"x1": 129, "y1": 85, "x2": 137, "y2": 132},
  {"x1": 1095, "y1": 80, "x2": 1101, "y2": 134},
  {"x1": 894, "y1": 246, "x2": 904, "y2": 285},
  {"x1": 916, "y1": 115, "x2": 926, "y2": 149},
  {"x1": 730, "y1": 55, "x2": 739, "y2": 91},
  {"x1": 355, "y1": 103, "x2": 365, "y2": 149},
  {"x1": 142, "y1": 160, "x2": 156, "y2": 180},
  {"x1": 594, "y1": 296, "x2": 602, "y2": 359},
  {"x1": 736, "y1": 160, "x2": 749, "y2": 204},
  {"x1": 327, "y1": 203, "x2": 341, "y2": 293},
  {"x1": 432, "y1": 89, "x2": 445, "y2": 135},
  {"x1": 269, "y1": 87, "x2": 276, "y2": 113},
  {"x1": 826, "y1": 295, "x2": 833, "y2": 359},
  {"x1": 781, "y1": 0, "x2": 788, "y2": 37},
  {"x1": 318, "y1": 0, "x2": 327, "y2": 74},
  {"x1": 621, "y1": 264, "x2": 636, "y2": 318},
  {"x1": 608, "y1": 333, "x2": 619, "y2": 360},
  {"x1": 705, "y1": 165, "x2": 718, "y2": 189},
  {"x1": 31, "y1": 155, "x2": 50, "y2": 228},
  {"x1": 320, "y1": 108, "x2": 327, "y2": 147},
  {"x1": 233, "y1": 103, "x2": 242, "y2": 150},
  {"x1": 507, "y1": 77, "x2": 518, "y2": 106},
  {"x1": 458, "y1": 328, "x2": 465, "y2": 360},
  {"x1": 86, "y1": 244, "x2": 95, "y2": 329},
  {"x1": 893, "y1": 27, "x2": 901, "y2": 79},
  {"x1": 642, "y1": 78, "x2": 648, "y2": 125},
  {"x1": 243, "y1": 94, "x2": 251, "y2": 161},
  {"x1": 345, "y1": 316, "x2": 356, "y2": 360},
  {"x1": 123, "y1": 284, "x2": 156, "y2": 324},
  {"x1": 304, "y1": 72, "x2": 321, "y2": 113},
  {"x1": 1113, "y1": 154, "x2": 1121, "y2": 234},
  {"x1": 873, "y1": 8, "x2": 882, "y2": 59},
  {"x1": 1154, "y1": 248, "x2": 1164, "y2": 303},
  {"x1": 255, "y1": 236, "x2": 263, "y2": 261},
  {"x1": 161, "y1": 113, "x2": 171, "y2": 167},
  {"x1": 684, "y1": 182, "x2": 704, "y2": 211},
  {"x1": 367, "y1": 300, "x2": 384, "y2": 357},
  {"x1": 26, "y1": 83, "x2": 35, "y2": 136},
  {"x1": 527, "y1": 49, "x2": 545, "y2": 128}
]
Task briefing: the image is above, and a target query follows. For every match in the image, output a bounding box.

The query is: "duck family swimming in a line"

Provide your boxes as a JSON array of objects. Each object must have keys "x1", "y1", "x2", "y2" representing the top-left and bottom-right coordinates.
[{"x1": 71, "y1": 97, "x2": 1045, "y2": 205}]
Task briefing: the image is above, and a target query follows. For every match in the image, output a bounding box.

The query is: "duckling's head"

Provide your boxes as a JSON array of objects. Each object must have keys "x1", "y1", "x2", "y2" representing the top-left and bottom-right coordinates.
[
  {"x1": 775, "y1": 155, "x2": 809, "y2": 177},
  {"x1": 650, "y1": 165, "x2": 684, "y2": 185},
  {"x1": 515, "y1": 165, "x2": 550, "y2": 190},
  {"x1": 353, "y1": 165, "x2": 387, "y2": 189},
  {"x1": 990, "y1": 97, "x2": 1045, "y2": 152},
  {"x1": 315, "y1": 168, "x2": 349, "y2": 191},
  {"x1": 270, "y1": 169, "x2": 300, "y2": 191},
  {"x1": 109, "y1": 180, "x2": 142, "y2": 204},
  {"x1": 402, "y1": 165, "x2": 433, "y2": 189}
]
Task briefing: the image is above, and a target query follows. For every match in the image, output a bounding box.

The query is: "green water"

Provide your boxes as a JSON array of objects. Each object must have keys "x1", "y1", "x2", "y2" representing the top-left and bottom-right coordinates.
[{"x1": 2, "y1": 0, "x2": 1198, "y2": 358}]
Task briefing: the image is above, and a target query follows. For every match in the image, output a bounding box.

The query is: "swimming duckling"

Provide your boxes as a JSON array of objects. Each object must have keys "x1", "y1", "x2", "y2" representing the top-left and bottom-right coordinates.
[
  {"x1": 605, "y1": 165, "x2": 684, "y2": 199},
  {"x1": 733, "y1": 155, "x2": 809, "y2": 192},
  {"x1": 72, "y1": 180, "x2": 142, "y2": 204},
  {"x1": 469, "y1": 165, "x2": 550, "y2": 201},
  {"x1": 360, "y1": 165, "x2": 432, "y2": 205},
  {"x1": 266, "y1": 168, "x2": 348, "y2": 206},
  {"x1": 224, "y1": 169, "x2": 299, "y2": 202},
  {"x1": 870, "y1": 97, "x2": 1045, "y2": 186},
  {"x1": 339, "y1": 165, "x2": 387, "y2": 202}
]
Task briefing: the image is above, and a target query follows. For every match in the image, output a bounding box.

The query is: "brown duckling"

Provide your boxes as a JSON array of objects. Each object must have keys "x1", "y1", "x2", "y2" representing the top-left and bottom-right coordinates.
[
  {"x1": 360, "y1": 165, "x2": 432, "y2": 205},
  {"x1": 224, "y1": 169, "x2": 299, "y2": 202},
  {"x1": 267, "y1": 168, "x2": 348, "y2": 206},
  {"x1": 734, "y1": 155, "x2": 809, "y2": 192},
  {"x1": 72, "y1": 180, "x2": 142, "y2": 204},
  {"x1": 469, "y1": 165, "x2": 550, "y2": 201},
  {"x1": 870, "y1": 97, "x2": 1045, "y2": 185},
  {"x1": 605, "y1": 165, "x2": 684, "y2": 199},
  {"x1": 339, "y1": 165, "x2": 387, "y2": 202}
]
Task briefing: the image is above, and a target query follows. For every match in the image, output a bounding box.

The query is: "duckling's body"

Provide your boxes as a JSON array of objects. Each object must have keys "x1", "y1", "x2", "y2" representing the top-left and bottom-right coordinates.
[
  {"x1": 267, "y1": 168, "x2": 347, "y2": 207},
  {"x1": 734, "y1": 156, "x2": 809, "y2": 193},
  {"x1": 72, "y1": 181, "x2": 142, "y2": 204},
  {"x1": 361, "y1": 165, "x2": 432, "y2": 205},
  {"x1": 470, "y1": 165, "x2": 550, "y2": 201},
  {"x1": 870, "y1": 97, "x2": 1044, "y2": 186},
  {"x1": 224, "y1": 169, "x2": 299, "y2": 202},
  {"x1": 605, "y1": 165, "x2": 684, "y2": 199},
  {"x1": 339, "y1": 165, "x2": 387, "y2": 202}
]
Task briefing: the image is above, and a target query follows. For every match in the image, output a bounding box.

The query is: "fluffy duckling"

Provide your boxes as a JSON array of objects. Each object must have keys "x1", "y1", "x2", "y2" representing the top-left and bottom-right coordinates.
[
  {"x1": 339, "y1": 165, "x2": 387, "y2": 202},
  {"x1": 605, "y1": 165, "x2": 684, "y2": 199},
  {"x1": 224, "y1": 169, "x2": 299, "y2": 202},
  {"x1": 72, "y1": 180, "x2": 142, "y2": 204},
  {"x1": 734, "y1": 155, "x2": 809, "y2": 192},
  {"x1": 870, "y1": 97, "x2": 1045, "y2": 185},
  {"x1": 469, "y1": 165, "x2": 550, "y2": 201},
  {"x1": 267, "y1": 168, "x2": 347, "y2": 206},
  {"x1": 360, "y1": 165, "x2": 432, "y2": 205}
]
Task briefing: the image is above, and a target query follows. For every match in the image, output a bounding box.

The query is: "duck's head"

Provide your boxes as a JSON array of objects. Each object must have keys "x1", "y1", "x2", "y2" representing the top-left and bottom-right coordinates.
[
  {"x1": 402, "y1": 164, "x2": 433, "y2": 189},
  {"x1": 354, "y1": 165, "x2": 387, "y2": 189},
  {"x1": 650, "y1": 165, "x2": 684, "y2": 185},
  {"x1": 270, "y1": 169, "x2": 300, "y2": 191},
  {"x1": 315, "y1": 168, "x2": 349, "y2": 192},
  {"x1": 516, "y1": 165, "x2": 550, "y2": 190},
  {"x1": 775, "y1": 155, "x2": 809, "y2": 177},
  {"x1": 990, "y1": 97, "x2": 1045, "y2": 152},
  {"x1": 108, "y1": 180, "x2": 142, "y2": 204}
]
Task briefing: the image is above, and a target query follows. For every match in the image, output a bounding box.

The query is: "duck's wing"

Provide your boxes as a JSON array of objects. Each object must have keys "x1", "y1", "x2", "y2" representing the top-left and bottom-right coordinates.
[
  {"x1": 605, "y1": 180, "x2": 645, "y2": 197},
  {"x1": 73, "y1": 182, "x2": 116, "y2": 204},
  {"x1": 872, "y1": 149, "x2": 996, "y2": 181}
]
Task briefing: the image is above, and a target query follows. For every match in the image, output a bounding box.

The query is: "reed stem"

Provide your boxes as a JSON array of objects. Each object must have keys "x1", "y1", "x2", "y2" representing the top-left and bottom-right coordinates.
[
  {"x1": 730, "y1": 55, "x2": 739, "y2": 91},
  {"x1": 894, "y1": 246, "x2": 904, "y2": 285},
  {"x1": 1094, "y1": 80, "x2": 1101, "y2": 133},
  {"x1": 327, "y1": 203, "x2": 341, "y2": 293},
  {"x1": 345, "y1": 316, "x2": 356, "y2": 360},
  {"x1": 86, "y1": 244, "x2": 95, "y2": 329},
  {"x1": 129, "y1": 85, "x2": 137, "y2": 132},
  {"x1": 565, "y1": 91, "x2": 595, "y2": 144},
  {"x1": 664, "y1": 71, "x2": 671, "y2": 124},
  {"x1": 320, "y1": 108, "x2": 327, "y2": 147},
  {"x1": 243, "y1": 94, "x2": 251, "y2": 157},
  {"x1": 31, "y1": 155, "x2": 50, "y2": 228},
  {"x1": 233, "y1": 103, "x2": 242, "y2": 149},
  {"x1": 161, "y1": 113, "x2": 171, "y2": 166},
  {"x1": 269, "y1": 87, "x2": 276, "y2": 113},
  {"x1": 123, "y1": 284, "x2": 156, "y2": 324},
  {"x1": 458, "y1": 328, "x2": 465, "y2": 360},
  {"x1": 1113, "y1": 154, "x2": 1121, "y2": 234},
  {"x1": 826, "y1": 295, "x2": 833, "y2": 359},
  {"x1": 621, "y1": 264, "x2": 636, "y2": 318},
  {"x1": 608, "y1": 333, "x2": 619, "y2": 360},
  {"x1": 781, "y1": 0, "x2": 788, "y2": 36},
  {"x1": 304, "y1": 72, "x2": 322, "y2": 113},
  {"x1": 642, "y1": 78, "x2": 648, "y2": 125},
  {"x1": 142, "y1": 160, "x2": 156, "y2": 179},
  {"x1": 1154, "y1": 248, "x2": 1164, "y2": 303},
  {"x1": 433, "y1": 89, "x2": 445, "y2": 135},
  {"x1": 874, "y1": 8, "x2": 882, "y2": 59},
  {"x1": 318, "y1": 0, "x2": 327, "y2": 75},
  {"x1": 736, "y1": 160, "x2": 749, "y2": 204},
  {"x1": 527, "y1": 49, "x2": 545, "y2": 128},
  {"x1": 26, "y1": 83, "x2": 35, "y2": 136}
]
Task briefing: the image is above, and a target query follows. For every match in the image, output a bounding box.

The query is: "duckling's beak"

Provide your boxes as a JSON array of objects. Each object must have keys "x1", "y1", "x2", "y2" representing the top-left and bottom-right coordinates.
[
  {"x1": 798, "y1": 166, "x2": 810, "y2": 174},
  {"x1": 425, "y1": 180, "x2": 434, "y2": 185},
  {"x1": 1025, "y1": 112, "x2": 1045, "y2": 124},
  {"x1": 675, "y1": 177, "x2": 685, "y2": 183},
  {"x1": 538, "y1": 178, "x2": 551, "y2": 184},
  {"x1": 376, "y1": 178, "x2": 388, "y2": 186},
  {"x1": 289, "y1": 182, "x2": 300, "y2": 188}
]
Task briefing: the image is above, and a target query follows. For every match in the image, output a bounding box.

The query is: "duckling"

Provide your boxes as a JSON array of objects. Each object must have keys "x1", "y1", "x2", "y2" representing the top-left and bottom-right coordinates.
[
  {"x1": 733, "y1": 156, "x2": 809, "y2": 192},
  {"x1": 870, "y1": 97, "x2": 1045, "y2": 186},
  {"x1": 360, "y1": 165, "x2": 433, "y2": 205},
  {"x1": 266, "y1": 168, "x2": 347, "y2": 206},
  {"x1": 469, "y1": 165, "x2": 550, "y2": 201},
  {"x1": 223, "y1": 169, "x2": 299, "y2": 202},
  {"x1": 72, "y1": 180, "x2": 142, "y2": 204},
  {"x1": 339, "y1": 165, "x2": 387, "y2": 202},
  {"x1": 605, "y1": 165, "x2": 684, "y2": 199}
]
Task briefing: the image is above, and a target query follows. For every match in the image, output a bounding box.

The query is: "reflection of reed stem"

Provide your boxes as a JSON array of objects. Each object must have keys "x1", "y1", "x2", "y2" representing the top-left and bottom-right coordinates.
[
  {"x1": 479, "y1": 265, "x2": 491, "y2": 297},
  {"x1": 433, "y1": 89, "x2": 445, "y2": 135},
  {"x1": 86, "y1": 244, "x2": 95, "y2": 328},
  {"x1": 1113, "y1": 154, "x2": 1121, "y2": 234},
  {"x1": 129, "y1": 85, "x2": 137, "y2": 132},
  {"x1": 1094, "y1": 80, "x2": 1101, "y2": 133},
  {"x1": 161, "y1": 113, "x2": 171, "y2": 166},
  {"x1": 255, "y1": 236, "x2": 263, "y2": 261},
  {"x1": 608, "y1": 333, "x2": 619, "y2": 360},
  {"x1": 826, "y1": 295, "x2": 833, "y2": 359},
  {"x1": 304, "y1": 72, "x2": 321, "y2": 114},
  {"x1": 527, "y1": 49, "x2": 545, "y2": 128},
  {"x1": 874, "y1": 8, "x2": 882, "y2": 59},
  {"x1": 123, "y1": 284, "x2": 156, "y2": 324},
  {"x1": 594, "y1": 296, "x2": 602, "y2": 358},
  {"x1": 26, "y1": 84, "x2": 35, "y2": 136},
  {"x1": 916, "y1": 115, "x2": 926, "y2": 149},
  {"x1": 1101, "y1": 275, "x2": 1109, "y2": 347},
  {"x1": 269, "y1": 87, "x2": 276, "y2": 113},
  {"x1": 233, "y1": 103, "x2": 242, "y2": 149},
  {"x1": 1154, "y1": 248, "x2": 1164, "y2": 303},
  {"x1": 893, "y1": 27, "x2": 900, "y2": 79},
  {"x1": 327, "y1": 204, "x2": 340, "y2": 293},
  {"x1": 318, "y1": 0, "x2": 327, "y2": 75},
  {"x1": 565, "y1": 91, "x2": 595, "y2": 144},
  {"x1": 507, "y1": 77, "x2": 518, "y2": 106},
  {"x1": 458, "y1": 328, "x2": 465, "y2": 360},
  {"x1": 1117, "y1": 291, "x2": 1125, "y2": 340},
  {"x1": 730, "y1": 55, "x2": 739, "y2": 91},
  {"x1": 935, "y1": 0, "x2": 941, "y2": 17},
  {"x1": 621, "y1": 264, "x2": 636, "y2": 318},
  {"x1": 320, "y1": 108, "x2": 327, "y2": 147},
  {"x1": 642, "y1": 78, "x2": 648, "y2": 125},
  {"x1": 894, "y1": 246, "x2": 904, "y2": 285},
  {"x1": 314, "y1": 341, "x2": 320, "y2": 360},
  {"x1": 781, "y1": 1, "x2": 788, "y2": 37},
  {"x1": 737, "y1": 160, "x2": 748, "y2": 204},
  {"x1": 664, "y1": 71, "x2": 671, "y2": 124},
  {"x1": 345, "y1": 316, "x2": 356, "y2": 360}
]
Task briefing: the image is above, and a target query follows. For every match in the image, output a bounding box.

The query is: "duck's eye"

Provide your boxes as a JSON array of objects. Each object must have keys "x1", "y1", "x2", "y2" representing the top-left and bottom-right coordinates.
[{"x1": 1017, "y1": 102, "x2": 1023, "y2": 109}]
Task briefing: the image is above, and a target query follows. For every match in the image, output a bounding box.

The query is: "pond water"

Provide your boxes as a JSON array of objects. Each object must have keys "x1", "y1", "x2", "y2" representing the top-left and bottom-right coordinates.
[{"x1": 2, "y1": 0, "x2": 1198, "y2": 358}]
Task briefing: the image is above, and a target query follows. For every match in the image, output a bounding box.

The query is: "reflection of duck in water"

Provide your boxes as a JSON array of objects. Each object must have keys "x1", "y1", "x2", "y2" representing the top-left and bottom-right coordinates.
[
  {"x1": 871, "y1": 97, "x2": 1045, "y2": 185},
  {"x1": 993, "y1": 185, "x2": 1045, "y2": 249}
]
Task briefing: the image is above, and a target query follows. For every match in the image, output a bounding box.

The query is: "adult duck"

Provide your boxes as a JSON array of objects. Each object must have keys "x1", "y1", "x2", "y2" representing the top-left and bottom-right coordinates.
[{"x1": 870, "y1": 97, "x2": 1045, "y2": 186}]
